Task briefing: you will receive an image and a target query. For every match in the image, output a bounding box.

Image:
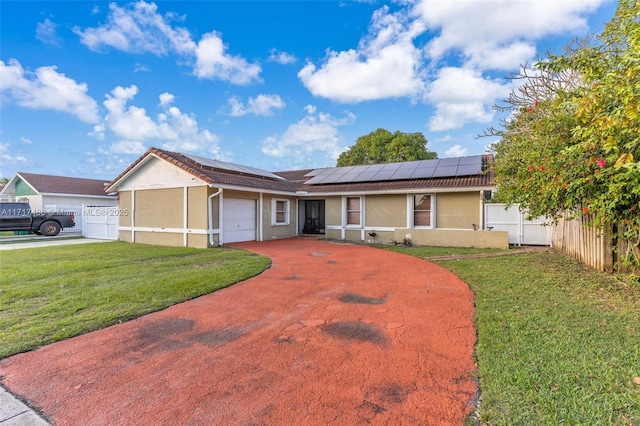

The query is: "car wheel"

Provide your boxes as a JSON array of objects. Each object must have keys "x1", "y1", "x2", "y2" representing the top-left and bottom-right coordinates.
[{"x1": 40, "y1": 221, "x2": 61, "y2": 236}]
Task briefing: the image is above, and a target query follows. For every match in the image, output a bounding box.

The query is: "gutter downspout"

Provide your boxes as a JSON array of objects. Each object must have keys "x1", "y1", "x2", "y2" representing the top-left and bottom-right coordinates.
[{"x1": 208, "y1": 187, "x2": 222, "y2": 247}]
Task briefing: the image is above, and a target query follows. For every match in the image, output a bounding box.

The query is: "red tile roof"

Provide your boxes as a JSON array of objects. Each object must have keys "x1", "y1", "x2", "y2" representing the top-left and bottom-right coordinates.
[
  {"x1": 17, "y1": 172, "x2": 114, "y2": 196},
  {"x1": 107, "y1": 147, "x2": 494, "y2": 194}
]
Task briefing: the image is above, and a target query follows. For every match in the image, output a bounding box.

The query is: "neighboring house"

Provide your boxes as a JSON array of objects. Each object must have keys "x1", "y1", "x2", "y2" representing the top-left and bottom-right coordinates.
[
  {"x1": 0, "y1": 172, "x2": 117, "y2": 211},
  {"x1": 106, "y1": 147, "x2": 508, "y2": 249}
]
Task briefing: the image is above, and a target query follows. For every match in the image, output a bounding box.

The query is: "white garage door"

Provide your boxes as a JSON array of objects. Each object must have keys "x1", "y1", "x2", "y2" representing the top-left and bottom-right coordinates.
[{"x1": 223, "y1": 198, "x2": 256, "y2": 243}]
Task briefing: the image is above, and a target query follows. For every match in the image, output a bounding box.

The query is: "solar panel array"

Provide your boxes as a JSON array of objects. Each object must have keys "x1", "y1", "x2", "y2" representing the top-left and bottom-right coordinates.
[
  {"x1": 304, "y1": 155, "x2": 483, "y2": 185},
  {"x1": 184, "y1": 153, "x2": 285, "y2": 181}
]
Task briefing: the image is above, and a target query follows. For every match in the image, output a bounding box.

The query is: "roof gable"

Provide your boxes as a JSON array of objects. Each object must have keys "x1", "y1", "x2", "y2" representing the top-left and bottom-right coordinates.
[
  {"x1": 106, "y1": 147, "x2": 297, "y2": 193},
  {"x1": 115, "y1": 156, "x2": 208, "y2": 190},
  {"x1": 3, "y1": 172, "x2": 113, "y2": 197}
]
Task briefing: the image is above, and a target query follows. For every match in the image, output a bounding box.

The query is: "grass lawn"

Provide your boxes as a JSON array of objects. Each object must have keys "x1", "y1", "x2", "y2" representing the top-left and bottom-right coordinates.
[
  {"x1": 382, "y1": 246, "x2": 640, "y2": 425},
  {"x1": 0, "y1": 242, "x2": 270, "y2": 359},
  {"x1": 2, "y1": 241, "x2": 638, "y2": 424}
]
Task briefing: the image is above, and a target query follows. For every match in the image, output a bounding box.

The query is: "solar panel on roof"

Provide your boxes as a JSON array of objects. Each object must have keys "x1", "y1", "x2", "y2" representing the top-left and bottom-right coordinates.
[
  {"x1": 457, "y1": 164, "x2": 482, "y2": 176},
  {"x1": 334, "y1": 174, "x2": 360, "y2": 183},
  {"x1": 371, "y1": 170, "x2": 396, "y2": 180},
  {"x1": 437, "y1": 158, "x2": 460, "y2": 167},
  {"x1": 365, "y1": 164, "x2": 386, "y2": 172},
  {"x1": 381, "y1": 163, "x2": 401, "y2": 171},
  {"x1": 390, "y1": 169, "x2": 415, "y2": 180},
  {"x1": 432, "y1": 165, "x2": 459, "y2": 177},
  {"x1": 353, "y1": 171, "x2": 378, "y2": 181},
  {"x1": 459, "y1": 156, "x2": 481, "y2": 165},
  {"x1": 304, "y1": 155, "x2": 485, "y2": 185},
  {"x1": 185, "y1": 154, "x2": 285, "y2": 181},
  {"x1": 330, "y1": 169, "x2": 349, "y2": 176},
  {"x1": 399, "y1": 162, "x2": 420, "y2": 170}
]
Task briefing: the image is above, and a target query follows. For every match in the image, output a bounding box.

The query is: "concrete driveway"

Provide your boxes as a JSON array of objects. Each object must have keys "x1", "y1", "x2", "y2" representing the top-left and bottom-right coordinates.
[
  {"x1": 0, "y1": 234, "x2": 106, "y2": 250},
  {"x1": 0, "y1": 238, "x2": 478, "y2": 425}
]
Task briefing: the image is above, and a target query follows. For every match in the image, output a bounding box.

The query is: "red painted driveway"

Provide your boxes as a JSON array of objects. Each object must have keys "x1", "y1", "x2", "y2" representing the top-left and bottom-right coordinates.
[{"x1": 0, "y1": 239, "x2": 477, "y2": 425}]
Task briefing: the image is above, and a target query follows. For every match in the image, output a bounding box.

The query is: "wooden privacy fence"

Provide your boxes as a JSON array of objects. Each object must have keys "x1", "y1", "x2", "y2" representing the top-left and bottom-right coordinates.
[{"x1": 552, "y1": 211, "x2": 637, "y2": 273}]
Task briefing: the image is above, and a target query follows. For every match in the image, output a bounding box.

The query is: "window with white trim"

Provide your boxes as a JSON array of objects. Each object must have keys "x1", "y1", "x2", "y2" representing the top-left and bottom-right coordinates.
[
  {"x1": 413, "y1": 194, "x2": 432, "y2": 227},
  {"x1": 346, "y1": 197, "x2": 361, "y2": 226},
  {"x1": 271, "y1": 199, "x2": 289, "y2": 225}
]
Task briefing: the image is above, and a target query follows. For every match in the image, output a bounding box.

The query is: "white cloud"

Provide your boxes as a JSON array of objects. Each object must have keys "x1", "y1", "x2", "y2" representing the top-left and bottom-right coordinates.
[
  {"x1": 110, "y1": 140, "x2": 146, "y2": 154},
  {"x1": 193, "y1": 32, "x2": 261, "y2": 85},
  {"x1": 74, "y1": 1, "x2": 195, "y2": 55},
  {"x1": 133, "y1": 63, "x2": 150, "y2": 73},
  {"x1": 268, "y1": 49, "x2": 297, "y2": 64},
  {"x1": 19, "y1": 136, "x2": 33, "y2": 145},
  {"x1": 444, "y1": 144, "x2": 468, "y2": 157},
  {"x1": 74, "y1": 1, "x2": 261, "y2": 85},
  {"x1": 89, "y1": 124, "x2": 106, "y2": 141},
  {"x1": 0, "y1": 143, "x2": 31, "y2": 170},
  {"x1": 79, "y1": 151, "x2": 135, "y2": 177},
  {"x1": 299, "y1": 0, "x2": 606, "y2": 130},
  {"x1": 103, "y1": 85, "x2": 160, "y2": 141},
  {"x1": 415, "y1": 0, "x2": 604, "y2": 69},
  {"x1": 36, "y1": 18, "x2": 61, "y2": 46},
  {"x1": 299, "y1": 5, "x2": 425, "y2": 103},
  {"x1": 228, "y1": 94, "x2": 285, "y2": 117},
  {"x1": 261, "y1": 105, "x2": 355, "y2": 161},
  {"x1": 158, "y1": 92, "x2": 174, "y2": 106},
  {"x1": 0, "y1": 59, "x2": 100, "y2": 124},
  {"x1": 426, "y1": 67, "x2": 512, "y2": 131},
  {"x1": 97, "y1": 85, "x2": 220, "y2": 155}
]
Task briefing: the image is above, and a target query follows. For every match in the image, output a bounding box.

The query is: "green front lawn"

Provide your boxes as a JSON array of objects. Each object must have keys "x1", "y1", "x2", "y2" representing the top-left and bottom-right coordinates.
[
  {"x1": 382, "y1": 246, "x2": 640, "y2": 425},
  {"x1": 0, "y1": 242, "x2": 270, "y2": 358}
]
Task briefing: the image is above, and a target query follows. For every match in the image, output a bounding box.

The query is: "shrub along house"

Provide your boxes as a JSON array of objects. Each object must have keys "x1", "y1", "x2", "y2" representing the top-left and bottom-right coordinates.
[{"x1": 105, "y1": 147, "x2": 507, "y2": 249}]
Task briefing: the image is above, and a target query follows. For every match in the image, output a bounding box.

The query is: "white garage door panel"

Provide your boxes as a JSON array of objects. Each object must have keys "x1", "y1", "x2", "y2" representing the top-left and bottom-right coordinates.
[{"x1": 223, "y1": 198, "x2": 256, "y2": 243}]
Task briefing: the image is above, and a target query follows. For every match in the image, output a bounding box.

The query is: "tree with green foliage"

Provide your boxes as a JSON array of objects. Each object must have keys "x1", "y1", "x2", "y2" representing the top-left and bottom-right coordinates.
[
  {"x1": 337, "y1": 128, "x2": 437, "y2": 166},
  {"x1": 488, "y1": 0, "x2": 639, "y2": 267}
]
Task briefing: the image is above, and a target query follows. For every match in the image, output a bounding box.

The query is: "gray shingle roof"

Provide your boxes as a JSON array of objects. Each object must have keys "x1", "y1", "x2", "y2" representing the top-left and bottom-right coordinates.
[{"x1": 17, "y1": 172, "x2": 113, "y2": 196}]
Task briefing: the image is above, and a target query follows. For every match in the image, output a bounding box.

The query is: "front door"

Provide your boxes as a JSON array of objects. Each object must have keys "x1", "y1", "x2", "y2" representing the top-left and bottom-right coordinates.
[{"x1": 301, "y1": 200, "x2": 325, "y2": 234}]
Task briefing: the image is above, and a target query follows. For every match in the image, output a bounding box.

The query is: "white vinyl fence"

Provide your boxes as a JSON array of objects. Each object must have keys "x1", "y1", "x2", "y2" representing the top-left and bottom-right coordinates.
[
  {"x1": 485, "y1": 203, "x2": 551, "y2": 246},
  {"x1": 82, "y1": 206, "x2": 119, "y2": 240}
]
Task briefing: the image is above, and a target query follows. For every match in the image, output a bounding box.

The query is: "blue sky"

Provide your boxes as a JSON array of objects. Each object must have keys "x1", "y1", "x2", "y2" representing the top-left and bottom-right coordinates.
[{"x1": 0, "y1": 0, "x2": 617, "y2": 179}]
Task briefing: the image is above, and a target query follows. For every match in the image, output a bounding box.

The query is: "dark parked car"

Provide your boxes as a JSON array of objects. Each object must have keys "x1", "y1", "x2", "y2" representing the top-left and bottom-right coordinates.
[{"x1": 0, "y1": 202, "x2": 75, "y2": 236}]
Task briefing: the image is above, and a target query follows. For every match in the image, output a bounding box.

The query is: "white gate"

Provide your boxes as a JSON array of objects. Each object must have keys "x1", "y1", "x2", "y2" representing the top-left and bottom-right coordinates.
[
  {"x1": 485, "y1": 203, "x2": 551, "y2": 246},
  {"x1": 82, "y1": 206, "x2": 119, "y2": 240},
  {"x1": 44, "y1": 204, "x2": 83, "y2": 233}
]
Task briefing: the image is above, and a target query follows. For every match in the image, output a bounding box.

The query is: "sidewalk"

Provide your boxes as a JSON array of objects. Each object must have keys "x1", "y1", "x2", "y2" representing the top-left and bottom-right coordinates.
[
  {"x1": 0, "y1": 386, "x2": 50, "y2": 425},
  {"x1": 0, "y1": 236, "x2": 107, "y2": 250}
]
